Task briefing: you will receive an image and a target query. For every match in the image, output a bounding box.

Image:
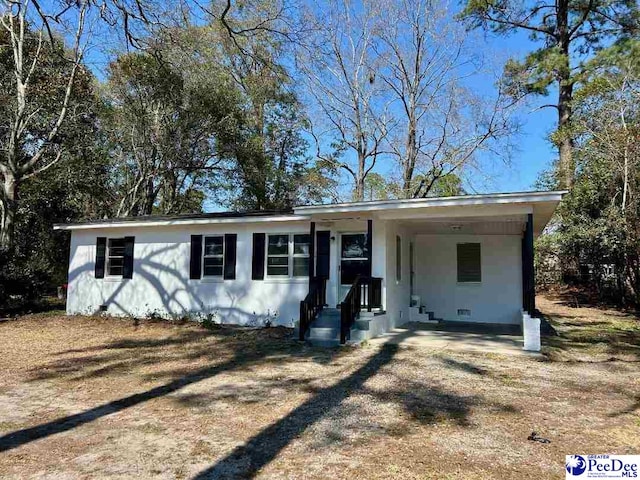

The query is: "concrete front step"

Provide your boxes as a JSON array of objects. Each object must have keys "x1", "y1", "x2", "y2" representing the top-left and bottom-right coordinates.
[
  {"x1": 307, "y1": 338, "x2": 341, "y2": 347},
  {"x1": 410, "y1": 306, "x2": 441, "y2": 324},
  {"x1": 308, "y1": 327, "x2": 340, "y2": 341},
  {"x1": 306, "y1": 310, "x2": 387, "y2": 346}
]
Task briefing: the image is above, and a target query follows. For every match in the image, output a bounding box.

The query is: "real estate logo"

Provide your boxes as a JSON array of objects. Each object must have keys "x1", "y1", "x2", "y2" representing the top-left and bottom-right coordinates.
[{"x1": 566, "y1": 455, "x2": 639, "y2": 479}]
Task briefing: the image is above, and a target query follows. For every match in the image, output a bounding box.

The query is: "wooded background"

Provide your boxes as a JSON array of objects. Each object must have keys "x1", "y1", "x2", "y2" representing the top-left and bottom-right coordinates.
[{"x1": 1, "y1": 0, "x2": 638, "y2": 309}]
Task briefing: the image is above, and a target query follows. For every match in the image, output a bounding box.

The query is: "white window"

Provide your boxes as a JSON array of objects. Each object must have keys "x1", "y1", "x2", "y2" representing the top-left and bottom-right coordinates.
[
  {"x1": 203, "y1": 236, "x2": 224, "y2": 277},
  {"x1": 267, "y1": 234, "x2": 310, "y2": 278},
  {"x1": 293, "y1": 234, "x2": 310, "y2": 277},
  {"x1": 107, "y1": 238, "x2": 125, "y2": 277}
]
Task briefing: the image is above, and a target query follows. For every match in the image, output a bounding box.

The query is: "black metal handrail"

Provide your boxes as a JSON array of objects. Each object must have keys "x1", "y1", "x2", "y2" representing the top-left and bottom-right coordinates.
[
  {"x1": 340, "y1": 276, "x2": 382, "y2": 344},
  {"x1": 299, "y1": 276, "x2": 327, "y2": 341}
]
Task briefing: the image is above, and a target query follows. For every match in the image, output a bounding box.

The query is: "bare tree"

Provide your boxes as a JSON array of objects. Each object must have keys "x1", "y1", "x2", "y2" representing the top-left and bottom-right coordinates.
[
  {"x1": 0, "y1": 0, "x2": 89, "y2": 249},
  {"x1": 300, "y1": 0, "x2": 389, "y2": 201},
  {"x1": 377, "y1": 0, "x2": 516, "y2": 198}
]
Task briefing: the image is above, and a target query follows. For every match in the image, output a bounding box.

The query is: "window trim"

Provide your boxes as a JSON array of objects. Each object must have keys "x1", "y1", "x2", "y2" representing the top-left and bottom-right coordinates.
[
  {"x1": 265, "y1": 233, "x2": 311, "y2": 279},
  {"x1": 396, "y1": 235, "x2": 402, "y2": 283},
  {"x1": 106, "y1": 237, "x2": 125, "y2": 278},
  {"x1": 202, "y1": 235, "x2": 225, "y2": 278},
  {"x1": 457, "y1": 242, "x2": 482, "y2": 284}
]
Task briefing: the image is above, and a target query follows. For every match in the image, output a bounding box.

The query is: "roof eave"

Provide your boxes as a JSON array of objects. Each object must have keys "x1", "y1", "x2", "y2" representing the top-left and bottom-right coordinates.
[
  {"x1": 294, "y1": 191, "x2": 568, "y2": 215},
  {"x1": 53, "y1": 214, "x2": 312, "y2": 231}
]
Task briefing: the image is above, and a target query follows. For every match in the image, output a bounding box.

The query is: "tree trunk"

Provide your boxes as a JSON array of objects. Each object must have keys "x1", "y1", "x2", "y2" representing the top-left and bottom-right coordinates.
[
  {"x1": 403, "y1": 114, "x2": 418, "y2": 198},
  {"x1": 143, "y1": 177, "x2": 155, "y2": 215},
  {"x1": 354, "y1": 152, "x2": 366, "y2": 202},
  {"x1": 1, "y1": 172, "x2": 18, "y2": 251},
  {"x1": 556, "y1": 0, "x2": 574, "y2": 189},
  {"x1": 557, "y1": 82, "x2": 574, "y2": 189}
]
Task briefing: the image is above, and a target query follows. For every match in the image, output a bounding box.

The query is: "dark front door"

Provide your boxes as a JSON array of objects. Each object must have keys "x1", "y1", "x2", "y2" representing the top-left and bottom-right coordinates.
[{"x1": 339, "y1": 233, "x2": 369, "y2": 301}]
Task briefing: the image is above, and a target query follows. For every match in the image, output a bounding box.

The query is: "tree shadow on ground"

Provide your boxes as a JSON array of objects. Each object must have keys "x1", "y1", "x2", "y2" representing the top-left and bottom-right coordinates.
[
  {"x1": 0, "y1": 324, "x2": 343, "y2": 453},
  {"x1": 1, "y1": 322, "x2": 517, "y2": 479},
  {"x1": 190, "y1": 336, "x2": 517, "y2": 479},
  {"x1": 190, "y1": 343, "x2": 403, "y2": 480}
]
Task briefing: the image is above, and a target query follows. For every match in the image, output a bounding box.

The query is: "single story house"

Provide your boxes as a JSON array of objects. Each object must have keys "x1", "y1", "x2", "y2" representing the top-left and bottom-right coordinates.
[{"x1": 54, "y1": 190, "x2": 566, "y2": 348}]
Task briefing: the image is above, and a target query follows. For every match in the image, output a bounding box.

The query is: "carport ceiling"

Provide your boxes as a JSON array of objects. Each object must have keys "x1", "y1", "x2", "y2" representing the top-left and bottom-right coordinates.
[{"x1": 401, "y1": 215, "x2": 526, "y2": 235}]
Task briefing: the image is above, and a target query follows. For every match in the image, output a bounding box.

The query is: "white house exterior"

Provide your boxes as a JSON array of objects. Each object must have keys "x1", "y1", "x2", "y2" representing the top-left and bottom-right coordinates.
[{"x1": 55, "y1": 191, "x2": 565, "y2": 347}]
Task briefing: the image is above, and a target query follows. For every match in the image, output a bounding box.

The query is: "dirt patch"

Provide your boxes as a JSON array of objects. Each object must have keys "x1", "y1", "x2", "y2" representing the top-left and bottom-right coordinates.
[{"x1": 0, "y1": 304, "x2": 638, "y2": 479}]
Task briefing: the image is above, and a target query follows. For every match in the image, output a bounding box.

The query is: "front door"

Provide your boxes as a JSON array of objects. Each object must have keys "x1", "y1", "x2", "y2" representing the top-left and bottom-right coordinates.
[{"x1": 338, "y1": 233, "x2": 369, "y2": 303}]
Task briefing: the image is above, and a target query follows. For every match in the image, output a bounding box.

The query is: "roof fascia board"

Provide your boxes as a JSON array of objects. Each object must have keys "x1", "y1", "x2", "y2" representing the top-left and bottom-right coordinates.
[
  {"x1": 54, "y1": 214, "x2": 311, "y2": 231},
  {"x1": 295, "y1": 191, "x2": 566, "y2": 215}
]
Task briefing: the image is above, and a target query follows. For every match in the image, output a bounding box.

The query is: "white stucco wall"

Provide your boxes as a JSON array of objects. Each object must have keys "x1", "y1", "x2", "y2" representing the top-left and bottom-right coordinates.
[
  {"x1": 66, "y1": 222, "x2": 311, "y2": 326},
  {"x1": 381, "y1": 221, "x2": 411, "y2": 330},
  {"x1": 413, "y1": 234, "x2": 522, "y2": 324}
]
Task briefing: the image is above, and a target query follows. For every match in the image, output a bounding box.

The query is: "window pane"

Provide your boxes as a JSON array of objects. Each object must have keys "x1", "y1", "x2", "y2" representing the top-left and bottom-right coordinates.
[
  {"x1": 341, "y1": 234, "x2": 368, "y2": 259},
  {"x1": 204, "y1": 237, "x2": 223, "y2": 256},
  {"x1": 457, "y1": 243, "x2": 481, "y2": 282},
  {"x1": 204, "y1": 257, "x2": 223, "y2": 267},
  {"x1": 108, "y1": 238, "x2": 125, "y2": 257},
  {"x1": 203, "y1": 257, "x2": 223, "y2": 277},
  {"x1": 293, "y1": 257, "x2": 309, "y2": 277},
  {"x1": 109, "y1": 238, "x2": 125, "y2": 248},
  {"x1": 268, "y1": 235, "x2": 289, "y2": 255},
  {"x1": 268, "y1": 256, "x2": 288, "y2": 267},
  {"x1": 340, "y1": 259, "x2": 368, "y2": 284},
  {"x1": 203, "y1": 265, "x2": 223, "y2": 277},
  {"x1": 267, "y1": 266, "x2": 289, "y2": 276},
  {"x1": 293, "y1": 234, "x2": 310, "y2": 255},
  {"x1": 107, "y1": 257, "x2": 124, "y2": 276}
]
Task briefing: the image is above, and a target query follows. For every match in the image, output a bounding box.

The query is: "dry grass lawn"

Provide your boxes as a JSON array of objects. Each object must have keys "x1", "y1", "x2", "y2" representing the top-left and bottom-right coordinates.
[{"x1": 0, "y1": 294, "x2": 638, "y2": 479}]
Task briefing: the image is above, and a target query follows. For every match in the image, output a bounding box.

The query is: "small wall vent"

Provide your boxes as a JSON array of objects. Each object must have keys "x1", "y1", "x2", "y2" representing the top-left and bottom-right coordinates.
[{"x1": 457, "y1": 309, "x2": 471, "y2": 317}]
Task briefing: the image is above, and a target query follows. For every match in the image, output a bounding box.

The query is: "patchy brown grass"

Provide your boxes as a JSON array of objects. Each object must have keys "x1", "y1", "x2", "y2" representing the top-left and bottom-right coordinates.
[
  {"x1": 0, "y1": 303, "x2": 638, "y2": 479},
  {"x1": 539, "y1": 291, "x2": 640, "y2": 362}
]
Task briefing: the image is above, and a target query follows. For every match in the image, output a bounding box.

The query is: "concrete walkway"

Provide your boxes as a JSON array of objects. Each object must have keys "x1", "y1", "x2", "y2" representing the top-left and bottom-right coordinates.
[{"x1": 368, "y1": 321, "x2": 537, "y2": 356}]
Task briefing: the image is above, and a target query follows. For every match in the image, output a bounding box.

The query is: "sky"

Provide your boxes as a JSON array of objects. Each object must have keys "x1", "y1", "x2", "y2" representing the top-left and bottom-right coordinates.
[{"x1": 477, "y1": 32, "x2": 558, "y2": 194}]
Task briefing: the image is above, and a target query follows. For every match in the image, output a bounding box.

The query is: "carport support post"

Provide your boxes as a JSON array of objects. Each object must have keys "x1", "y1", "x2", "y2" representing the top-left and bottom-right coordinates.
[
  {"x1": 366, "y1": 219, "x2": 373, "y2": 277},
  {"x1": 523, "y1": 213, "x2": 535, "y2": 313},
  {"x1": 366, "y1": 219, "x2": 373, "y2": 312}
]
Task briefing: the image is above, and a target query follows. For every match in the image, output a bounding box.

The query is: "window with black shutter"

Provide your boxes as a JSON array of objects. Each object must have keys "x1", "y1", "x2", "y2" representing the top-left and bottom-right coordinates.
[
  {"x1": 457, "y1": 243, "x2": 481, "y2": 283},
  {"x1": 107, "y1": 238, "x2": 125, "y2": 276}
]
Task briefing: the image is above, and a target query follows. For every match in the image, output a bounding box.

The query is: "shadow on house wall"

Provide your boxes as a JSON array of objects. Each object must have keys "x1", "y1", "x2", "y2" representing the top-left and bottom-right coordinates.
[{"x1": 67, "y1": 242, "x2": 305, "y2": 326}]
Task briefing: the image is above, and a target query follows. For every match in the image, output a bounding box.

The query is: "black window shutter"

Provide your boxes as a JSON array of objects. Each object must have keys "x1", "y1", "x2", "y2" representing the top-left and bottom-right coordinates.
[
  {"x1": 190, "y1": 235, "x2": 203, "y2": 279},
  {"x1": 95, "y1": 237, "x2": 106, "y2": 279},
  {"x1": 252, "y1": 233, "x2": 266, "y2": 280},
  {"x1": 316, "y1": 231, "x2": 330, "y2": 278},
  {"x1": 457, "y1": 243, "x2": 481, "y2": 282},
  {"x1": 224, "y1": 234, "x2": 237, "y2": 280},
  {"x1": 123, "y1": 236, "x2": 135, "y2": 279}
]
